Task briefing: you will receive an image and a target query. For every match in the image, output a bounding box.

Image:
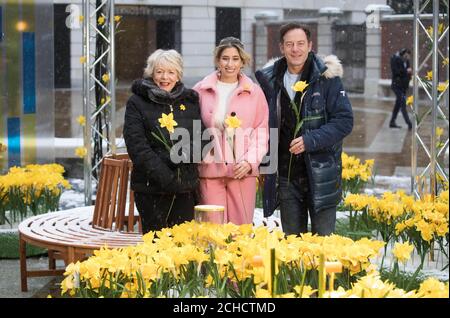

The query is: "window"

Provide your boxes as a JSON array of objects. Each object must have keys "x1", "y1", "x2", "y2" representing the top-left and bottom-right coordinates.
[
  {"x1": 115, "y1": 5, "x2": 181, "y2": 83},
  {"x1": 216, "y1": 7, "x2": 241, "y2": 45},
  {"x1": 53, "y1": 4, "x2": 70, "y2": 88}
]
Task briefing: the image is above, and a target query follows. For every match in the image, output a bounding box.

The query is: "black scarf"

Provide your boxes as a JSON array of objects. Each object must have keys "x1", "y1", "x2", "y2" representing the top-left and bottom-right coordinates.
[{"x1": 141, "y1": 78, "x2": 186, "y2": 104}]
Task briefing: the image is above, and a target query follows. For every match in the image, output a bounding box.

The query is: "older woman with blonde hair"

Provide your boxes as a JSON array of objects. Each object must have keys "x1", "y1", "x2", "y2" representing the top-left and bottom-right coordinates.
[
  {"x1": 193, "y1": 37, "x2": 269, "y2": 225},
  {"x1": 123, "y1": 49, "x2": 204, "y2": 233}
]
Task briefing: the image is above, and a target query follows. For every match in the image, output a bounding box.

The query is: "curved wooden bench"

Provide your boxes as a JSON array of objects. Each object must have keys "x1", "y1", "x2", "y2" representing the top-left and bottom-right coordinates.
[
  {"x1": 18, "y1": 154, "x2": 142, "y2": 292},
  {"x1": 19, "y1": 208, "x2": 143, "y2": 291}
]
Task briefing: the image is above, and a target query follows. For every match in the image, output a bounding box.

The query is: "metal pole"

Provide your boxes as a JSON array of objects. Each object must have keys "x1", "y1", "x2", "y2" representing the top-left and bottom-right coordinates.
[
  {"x1": 412, "y1": 0, "x2": 419, "y2": 197},
  {"x1": 83, "y1": 0, "x2": 92, "y2": 205},
  {"x1": 430, "y1": 0, "x2": 439, "y2": 198},
  {"x1": 82, "y1": 0, "x2": 117, "y2": 205},
  {"x1": 110, "y1": 0, "x2": 116, "y2": 156}
]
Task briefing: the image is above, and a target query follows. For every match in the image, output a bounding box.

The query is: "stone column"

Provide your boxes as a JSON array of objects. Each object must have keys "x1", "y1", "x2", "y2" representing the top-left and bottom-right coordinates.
[
  {"x1": 317, "y1": 16, "x2": 335, "y2": 55},
  {"x1": 253, "y1": 11, "x2": 279, "y2": 71},
  {"x1": 363, "y1": 5, "x2": 393, "y2": 98}
]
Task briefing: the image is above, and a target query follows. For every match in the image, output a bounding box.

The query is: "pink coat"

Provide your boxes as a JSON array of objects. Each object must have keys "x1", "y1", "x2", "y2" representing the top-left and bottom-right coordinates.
[{"x1": 193, "y1": 72, "x2": 269, "y2": 178}]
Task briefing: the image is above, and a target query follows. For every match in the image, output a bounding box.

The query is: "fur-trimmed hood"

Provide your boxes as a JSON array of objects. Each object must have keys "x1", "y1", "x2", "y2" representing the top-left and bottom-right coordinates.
[
  {"x1": 262, "y1": 53, "x2": 344, "y2": 79},
  {"x1": 319, "y1": 54, "x2": 344, "y2": 78}
]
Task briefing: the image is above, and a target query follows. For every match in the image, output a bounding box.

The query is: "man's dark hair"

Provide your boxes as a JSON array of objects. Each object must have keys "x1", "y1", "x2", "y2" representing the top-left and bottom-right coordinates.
[
  {"x1": 279, "y1": 23, "x2": 311, "y2": 43},
  {"x1": 400, "y1": 48, "x2": 411, "y2": 56}
]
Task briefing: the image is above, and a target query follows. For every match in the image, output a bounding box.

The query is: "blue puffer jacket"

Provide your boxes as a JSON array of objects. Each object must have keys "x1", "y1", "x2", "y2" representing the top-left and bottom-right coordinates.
[{"x1": 255, "y1": 52, "x2": 353, "y2": 217}]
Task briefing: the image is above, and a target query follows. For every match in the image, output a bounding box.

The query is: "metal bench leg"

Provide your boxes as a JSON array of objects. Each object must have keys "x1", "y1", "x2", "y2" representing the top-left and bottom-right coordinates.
[{"x1": 19, "y1": 234, "x2": 28, "y2": 292}]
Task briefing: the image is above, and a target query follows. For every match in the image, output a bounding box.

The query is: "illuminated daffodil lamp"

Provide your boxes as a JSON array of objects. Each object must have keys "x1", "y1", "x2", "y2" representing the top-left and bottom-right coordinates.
[
  {"x1": 318, "y1": 254, "x2": 344, "y2": 297},
  {"x1": 194, "y1": 205, "x2": 225, "y2": 224},
  {"x1": 324, "y1": 261, "x2": 343, "y2": 293}
]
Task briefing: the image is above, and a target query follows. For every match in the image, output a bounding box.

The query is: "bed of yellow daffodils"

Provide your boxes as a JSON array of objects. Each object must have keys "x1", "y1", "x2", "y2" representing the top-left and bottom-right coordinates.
[
  {"x1": 60, "y1": 221, "x2": 448, "y2": 298},
  {"x1": 0, "y1": 164, "x2": 71, "y2": 225},
  {"x1": 344, "y1": 189, "x2": 449, "y2": 271},
  {"x1": 341, "y1": 153, "x2": 374, "y2": 195}
]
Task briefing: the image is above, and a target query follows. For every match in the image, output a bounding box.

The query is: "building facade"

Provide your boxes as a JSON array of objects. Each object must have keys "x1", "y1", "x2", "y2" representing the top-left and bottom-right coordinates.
[
  {"x1": 1, "y1": 0, "x2": 388, "y2": 170},
  {"x1": 55, "y1": 0, "x2": 385, "y2": 87}
]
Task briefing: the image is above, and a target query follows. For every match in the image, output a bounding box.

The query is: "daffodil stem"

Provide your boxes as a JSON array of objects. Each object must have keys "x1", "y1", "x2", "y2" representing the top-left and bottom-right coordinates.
[
  {"x1": 405, "y1": 253, "x2": 425, "y2": 291},
  {"x1": 380, "y1": 244, "x2": 388, "y2": 270},
  {"x1": 165, "y1": 194, "x2": 176, "y2": 226},
  {"x1": 298, "y1": 263, "x2": 307, "y2": 298},
  {"x1": 329, "y1": 272, "x2": 335, "y2": 292},
  {"x1": 270, "y1": 248, "x2": 276, "y2": 297},
  {"x1": 228, "y1": 131, "x2": 248, "y2": 223},
  {"x1": 318, "y1": 253, "x2": 325, "y2": 298},
  {"x1": 287, "y1": 153, "x2": 293, "y2": 184}
]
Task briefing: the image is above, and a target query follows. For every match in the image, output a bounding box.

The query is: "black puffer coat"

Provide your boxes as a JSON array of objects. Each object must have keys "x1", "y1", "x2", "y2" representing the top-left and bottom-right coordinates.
[
  {"x1": 123, "y1": 78, "x2": 204, "y2": 194},
  {"x1": 390, "y1": 52, "x2": 411, "y2": 91},
  {"x1": 255, "y1": 53, "x2": 353, "y2": 216}
]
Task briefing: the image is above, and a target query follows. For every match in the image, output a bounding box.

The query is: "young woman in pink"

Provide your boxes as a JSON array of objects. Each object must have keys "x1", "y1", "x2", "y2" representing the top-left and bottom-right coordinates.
[{"x1": 193, "y1": 37, "x2": 269, "y2": 225}]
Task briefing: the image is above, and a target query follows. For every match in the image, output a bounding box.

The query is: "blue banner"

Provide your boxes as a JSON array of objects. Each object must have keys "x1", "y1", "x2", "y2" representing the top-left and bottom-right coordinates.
[
  {"x1": 7, "y1": 117, "x2": 21, "y2": 167},
  {"x1": 23, "y1": 32, "x2": 36, "y2": 114}
]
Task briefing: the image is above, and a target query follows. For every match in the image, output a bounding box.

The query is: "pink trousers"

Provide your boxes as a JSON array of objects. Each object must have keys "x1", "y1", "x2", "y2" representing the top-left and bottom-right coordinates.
[{"x1": 199, "y1": 177, "x2": 256, "y2": 225}]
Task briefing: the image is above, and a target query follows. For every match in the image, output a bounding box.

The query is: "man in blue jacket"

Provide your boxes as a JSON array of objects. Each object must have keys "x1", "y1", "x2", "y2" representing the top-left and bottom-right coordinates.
[{"x1": 255, "y1": 23, "x2": 353, "y2": 235}]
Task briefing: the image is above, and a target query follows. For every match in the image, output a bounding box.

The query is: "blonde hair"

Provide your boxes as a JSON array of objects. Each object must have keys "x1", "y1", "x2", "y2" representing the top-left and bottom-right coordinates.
[
  {"x1": 143, "y1": 49, "x2": 183, "y2": 79},
  {"x1": 214, "y1": 37, "x2": 251, "y2": 68}
]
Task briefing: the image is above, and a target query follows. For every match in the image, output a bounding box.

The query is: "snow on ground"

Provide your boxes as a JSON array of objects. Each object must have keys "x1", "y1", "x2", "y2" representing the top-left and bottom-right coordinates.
[
  {"x1": 59, "y1": 178, "x2": 97, "y2": 210},
  {"x1": 364, "y1": 175, "x2": 411, "y2": 196}
]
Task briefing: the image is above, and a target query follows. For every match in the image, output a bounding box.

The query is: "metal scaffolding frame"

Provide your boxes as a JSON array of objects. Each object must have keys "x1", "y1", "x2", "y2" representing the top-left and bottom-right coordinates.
[
  {"x1": 412, "y1": 0, "x2": 449, "y2": 199},
  {"x1": 82, "y1": 0, "x2": 117, "y2": 205}
]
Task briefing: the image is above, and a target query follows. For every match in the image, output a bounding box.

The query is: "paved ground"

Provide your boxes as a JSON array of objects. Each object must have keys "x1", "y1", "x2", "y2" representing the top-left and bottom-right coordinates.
[
  {"x1": 0, "y1": 257, "x2": 64, "y2": 298},
  {"x1": 1, "y1": 95, "x2": 448, "y2": 298}
]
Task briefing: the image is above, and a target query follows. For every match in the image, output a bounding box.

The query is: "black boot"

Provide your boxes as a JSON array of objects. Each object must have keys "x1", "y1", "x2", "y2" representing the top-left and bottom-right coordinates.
[{"x1": 389, "y1": 123, "x2": 402, "y2": 128}]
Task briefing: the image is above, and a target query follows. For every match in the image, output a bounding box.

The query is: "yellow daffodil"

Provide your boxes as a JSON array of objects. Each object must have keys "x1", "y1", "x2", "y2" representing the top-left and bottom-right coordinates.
[
  {"x1": 392, "y1": 242, "x2": 414, "y2": 264},
  {"x1": 437, "y1": 81, "x2": 448, "y2": 92},
  {"x1": 97, "y1": 16, "x2": 105, "y2": 25},
  {"x1": 158, "y1": 112, "x2": 178, "y2": 133},
  {"x1": 179, "y1": 104, "x2": 186, "y2": 111},
  {"x1": 436, "y1": 127, "x2": 444, "y2": 137},
  {"x1": 224, "y1": 113, "x2": 241, "y2": 129},
  {"x1": 79, "y1": 56, "x2": 86, "y2": 64},
  {"x1": 443, "y1": 57, "x2": 449, "y2": 66},
  {"x1": 75, "y1": 146, "x2": 87, "y2": 158},
  {"x1": 426, "y1": 24, "x2": 444, "y2": 37},
  {"x1": 294, "y1": 285, "x2": 316, "y2": 298},
  {"x1": 425, "y1": 70, "x2": 433, "y2": 81},
  {"x1": 102, "y1": 73, "x2": 110, "y2": 83},
  {"x1": 417, "y1": 278, "x2": 449, "y2": 298},
  {"x1": 114, "y1": 15, "x2": 122, "y2": 23},
  {"x1": 255, "y1": 288, "x2": 272, "y2": 298},
  {"x1": 292, "y1": 80, "x2": 309, "y2": 93},
  {"x1": 406, "y1": 95, "x2": 414, "y2": 106},
  {"x1": 57, "y1": 214, "x2": 449, "y2": 298},
  {"x1": 76, "y1": 115, "x2": 86, "y2": 126},
  {"x1": 438, "y1": 23, "x2": 445, "y2": 34},
  {"x1": 79, "y1": 15, "x2": 84, "y2": 22}
]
